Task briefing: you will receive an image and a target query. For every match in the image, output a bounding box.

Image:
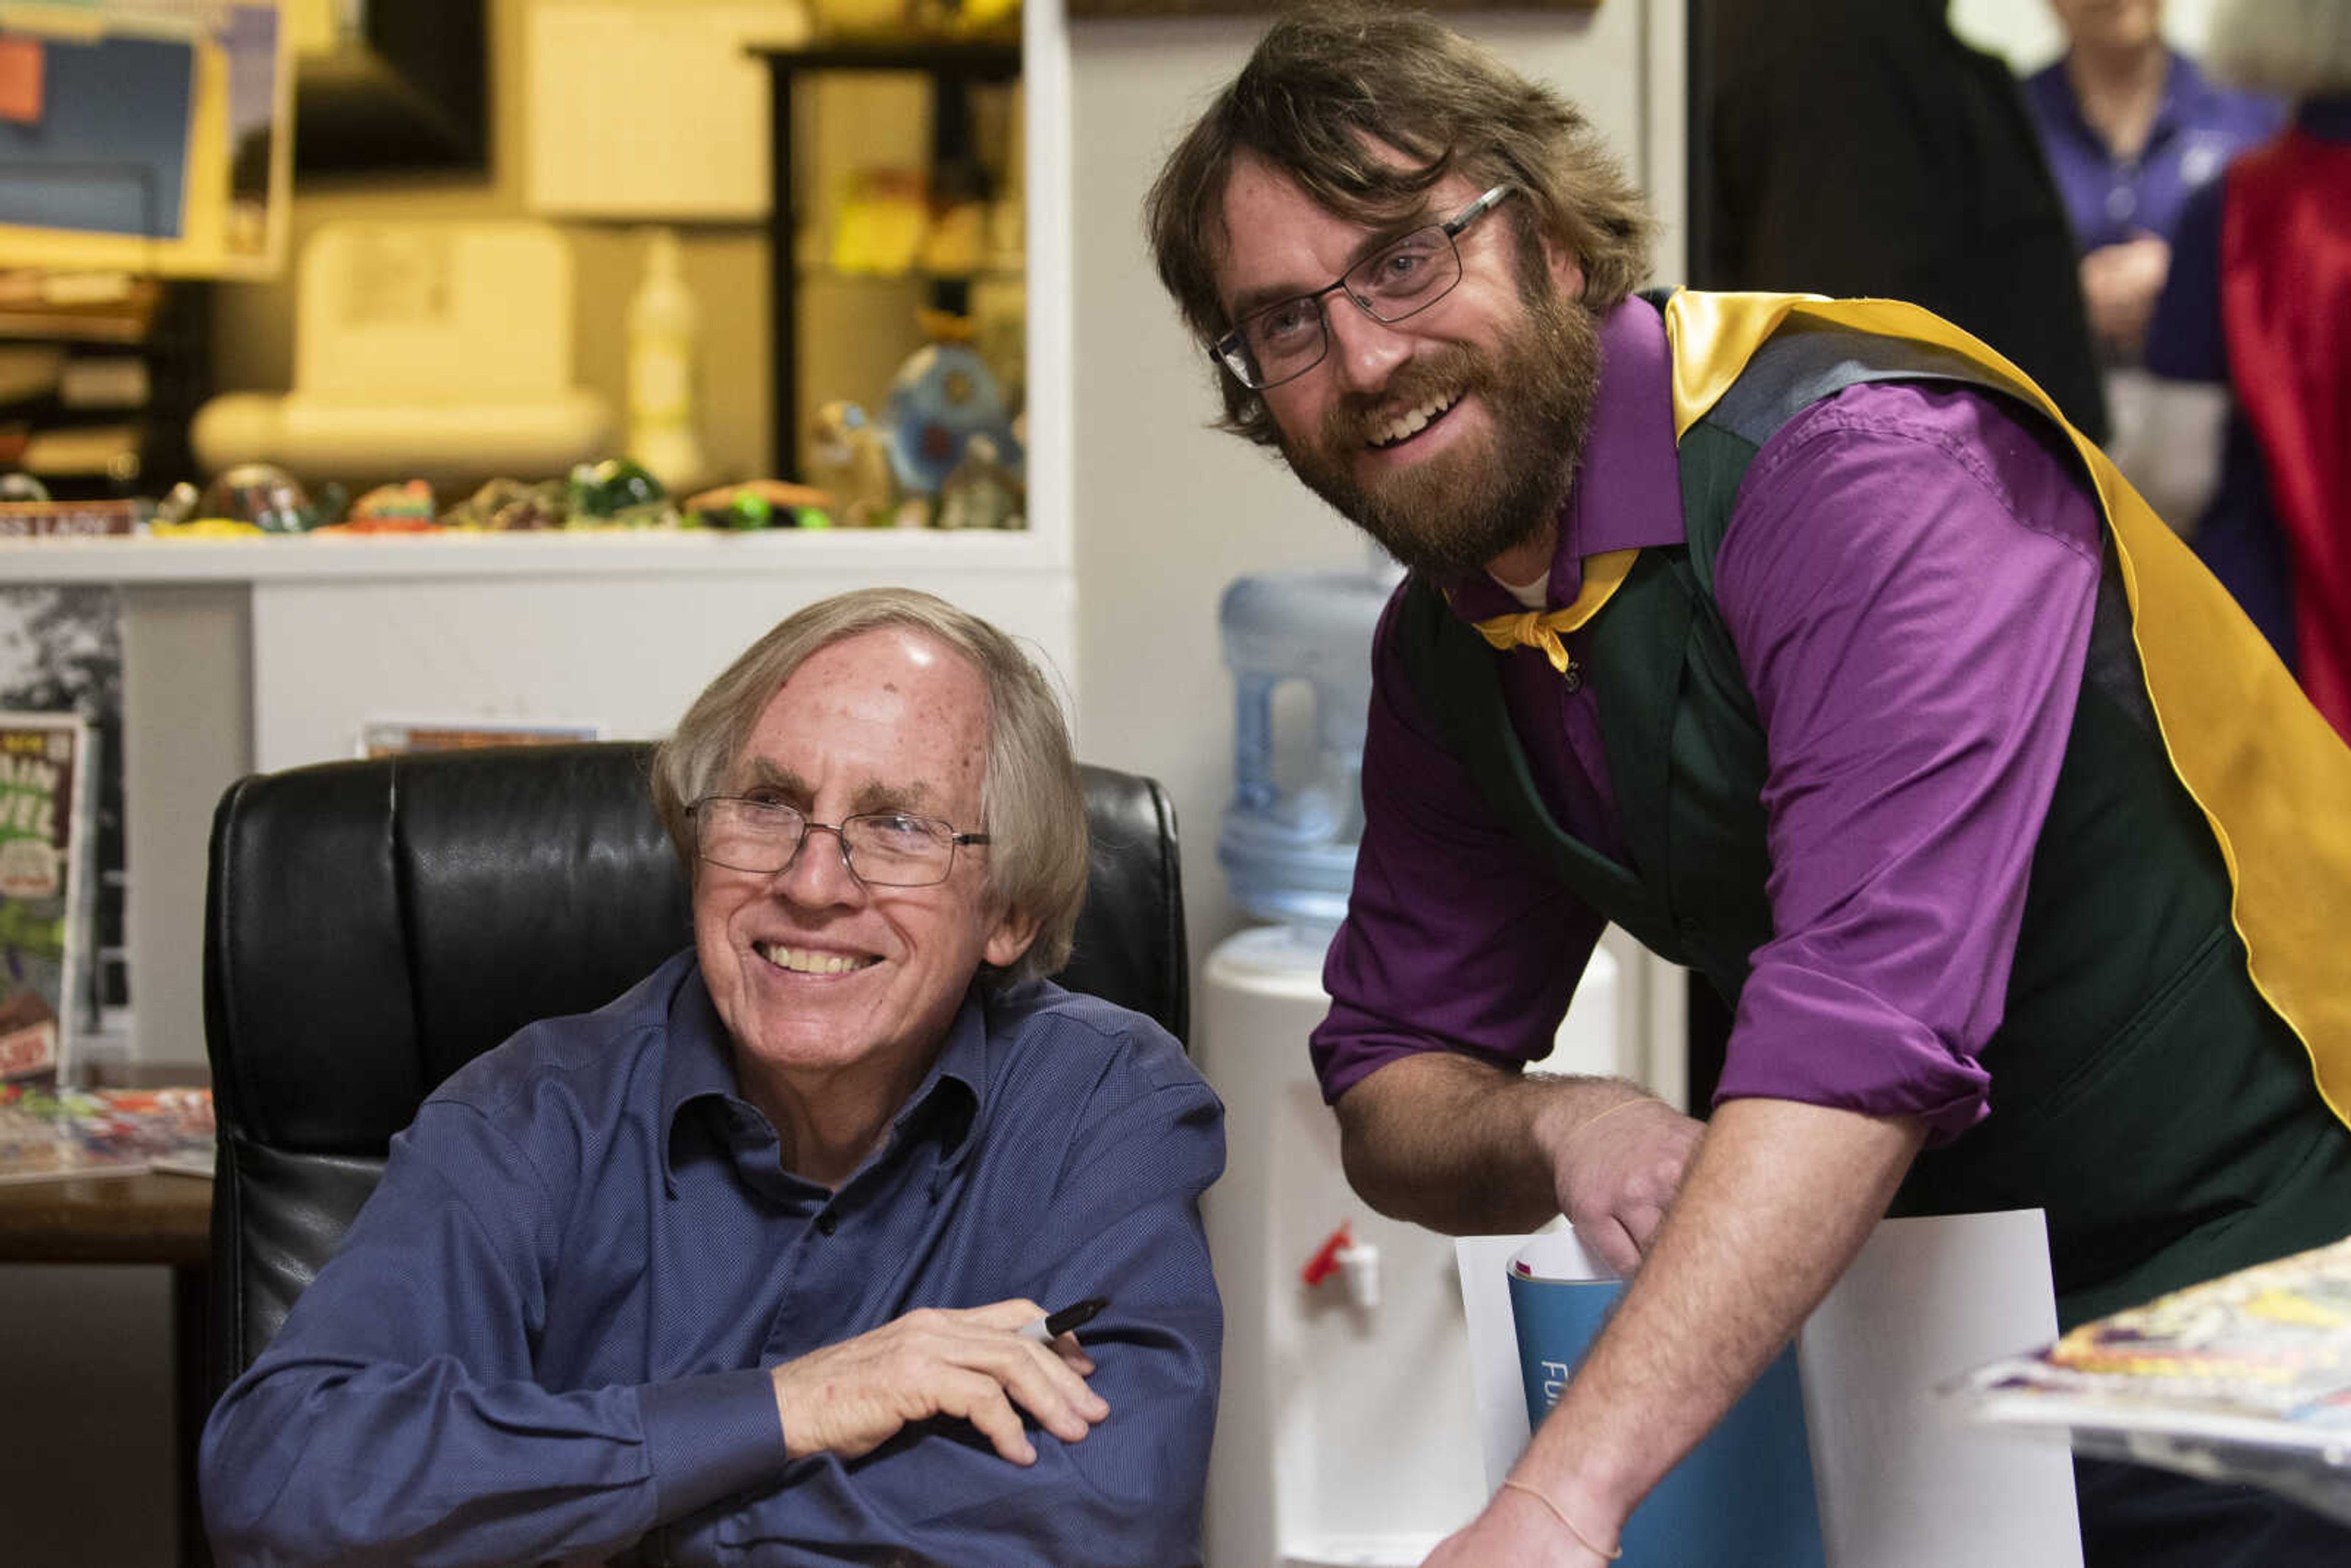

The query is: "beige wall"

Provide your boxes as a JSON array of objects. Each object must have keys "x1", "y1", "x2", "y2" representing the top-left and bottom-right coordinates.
[{"x1": 1066, "y1": 4, "x2": 1672, "y2": 975}]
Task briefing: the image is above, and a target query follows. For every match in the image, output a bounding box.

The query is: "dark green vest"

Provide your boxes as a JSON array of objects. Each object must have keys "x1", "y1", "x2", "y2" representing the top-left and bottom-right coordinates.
[{"x1": 1403, "y1": 319, "x2": 2351, "y2": 1326}]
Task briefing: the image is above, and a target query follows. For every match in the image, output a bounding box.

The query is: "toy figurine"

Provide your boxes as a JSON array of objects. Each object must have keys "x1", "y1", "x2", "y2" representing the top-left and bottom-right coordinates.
[
  {"x1": 348, "y1": 480, "x2": 438, "y2": 530},
  {"x1": 808, "y1": 401, "x2": 896, "y2": 527},
  {"x1": 565, "y1": 457, "x2": 676, "y2": 528},
  {"x1": 881, "y1": 312, "x2": 1020, "y2": 499},
  {"x1": 193, "y1": 463, "x2": 337, "y2": 534},
  {"x1": 441, "y1": 478, "x2": 566, "y2": 532},
  {"x1": 936, "y1": 433, "x2": 1021, "y2": 530},
  {"x1": 682, "y1": 479, "x2": 833, "y2": 531}
]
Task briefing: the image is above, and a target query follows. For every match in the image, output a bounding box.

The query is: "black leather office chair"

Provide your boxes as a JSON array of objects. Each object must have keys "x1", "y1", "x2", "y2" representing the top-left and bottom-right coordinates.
[{"x1": 203, "y1": 743, "x2": 1186, "y2": 1400}]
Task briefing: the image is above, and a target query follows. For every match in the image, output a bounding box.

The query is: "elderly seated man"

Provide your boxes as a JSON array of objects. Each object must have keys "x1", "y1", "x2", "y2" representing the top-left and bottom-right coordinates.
[{"x1": 199, "y1": 588, "x2": 1225, "y2": 1567}]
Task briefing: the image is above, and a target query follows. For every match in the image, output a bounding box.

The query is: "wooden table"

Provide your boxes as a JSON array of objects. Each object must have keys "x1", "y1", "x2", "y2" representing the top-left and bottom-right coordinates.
[{"x1": 0, "y1": 1169, "x2": 215, "y2": 1567}]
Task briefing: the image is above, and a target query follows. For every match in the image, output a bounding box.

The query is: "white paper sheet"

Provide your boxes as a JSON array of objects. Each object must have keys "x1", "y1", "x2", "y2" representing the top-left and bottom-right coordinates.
[{"x1": 1456, "y1": 1210, "x2": 2084, "y2": 1567}]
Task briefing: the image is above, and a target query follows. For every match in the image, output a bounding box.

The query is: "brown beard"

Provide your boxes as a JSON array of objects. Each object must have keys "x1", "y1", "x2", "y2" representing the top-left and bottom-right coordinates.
[{"x1": 1277, "y1": 276, "x2": 1602, "y2": 580}]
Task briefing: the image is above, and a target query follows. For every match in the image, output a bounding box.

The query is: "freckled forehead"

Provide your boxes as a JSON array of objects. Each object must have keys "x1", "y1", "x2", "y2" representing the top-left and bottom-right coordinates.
[{"x1": 742, "y1": 629, "x2": 990, "y2": 782}]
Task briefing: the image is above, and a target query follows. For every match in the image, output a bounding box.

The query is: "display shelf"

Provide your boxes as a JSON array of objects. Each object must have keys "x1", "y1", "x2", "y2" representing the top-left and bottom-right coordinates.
[
  {"x1": 0, "y1": 277, "x2": 209, "y2": 501},
  {"x1": 752, "y1": 38, "x2": 1023, "y2": 481},
  {"x1": 0, "y1": 522, "x2": 1061, "y2": 585}
]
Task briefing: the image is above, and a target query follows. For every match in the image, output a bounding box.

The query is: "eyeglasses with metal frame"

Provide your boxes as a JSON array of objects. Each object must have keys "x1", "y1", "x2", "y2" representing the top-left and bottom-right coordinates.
[
  {"x1": 690, "y1": 795, "x2": 990, "y2": 888},
  {"x1": 1209, "y1": 183, "x2": 1518, "y2": 392}
]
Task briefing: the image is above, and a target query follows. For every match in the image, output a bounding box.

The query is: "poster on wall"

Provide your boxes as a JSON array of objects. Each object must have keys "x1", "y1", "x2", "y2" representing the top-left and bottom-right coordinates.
[
  {"x1": 0, "y1": 1, "x2": 293, "y2": 278},
  {"x1": 0, "y1": 710, "x2": 94, "y2": 1086}
]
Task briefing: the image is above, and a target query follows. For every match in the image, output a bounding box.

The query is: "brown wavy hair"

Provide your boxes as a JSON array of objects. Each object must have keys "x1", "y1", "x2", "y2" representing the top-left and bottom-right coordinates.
[{"x1": 1145, "y1": 4, "x2": 1655, "y2": 447}]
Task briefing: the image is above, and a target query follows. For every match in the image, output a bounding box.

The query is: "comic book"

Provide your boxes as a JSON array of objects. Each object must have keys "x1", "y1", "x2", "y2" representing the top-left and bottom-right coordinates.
[
  {"x1": 0, "y1": 1083, "x2": 213, "y2": 1184},
  {"x1": 0, "y1": 712, "x2": 94, "y2": 1085},
  {"x1": 1951, "y1": 1235, "x2": 2351, "y2": 1525}
]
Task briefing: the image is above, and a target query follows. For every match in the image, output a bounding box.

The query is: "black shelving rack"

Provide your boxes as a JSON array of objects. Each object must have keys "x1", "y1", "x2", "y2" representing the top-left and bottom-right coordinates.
[{"x1": 751, "y1": 39, "x2": 1022, "y2": 481}]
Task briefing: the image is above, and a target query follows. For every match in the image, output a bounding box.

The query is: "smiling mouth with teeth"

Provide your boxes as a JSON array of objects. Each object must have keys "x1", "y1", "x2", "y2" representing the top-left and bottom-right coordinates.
[
  {"x1": 1368, "y1": 391, "x2": 1461, "y2": 449},
  {"x1": 756, "y1": 942, "x2": 880, "y2": 975}
]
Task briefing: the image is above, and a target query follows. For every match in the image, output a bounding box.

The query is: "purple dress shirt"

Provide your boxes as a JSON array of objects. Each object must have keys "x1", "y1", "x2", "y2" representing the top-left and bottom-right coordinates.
[
  {"x1": 2023, "y1": 51, "x2": 2284, "y2": 253},
  {"x1": 1313, "y1": 298, "x2": 2107, "y2": 1145}
]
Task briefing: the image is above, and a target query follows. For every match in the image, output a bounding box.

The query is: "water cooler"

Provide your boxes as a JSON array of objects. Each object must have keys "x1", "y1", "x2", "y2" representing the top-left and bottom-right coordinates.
[{"x1": 1199, "y1": 566, "x2": 1629, "y2": 1567}]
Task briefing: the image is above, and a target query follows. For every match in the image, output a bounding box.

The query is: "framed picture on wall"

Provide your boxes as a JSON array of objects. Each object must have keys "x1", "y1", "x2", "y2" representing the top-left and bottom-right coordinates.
[{"x1": 0, "y1": 1, "x2": 294, "y2": 279}]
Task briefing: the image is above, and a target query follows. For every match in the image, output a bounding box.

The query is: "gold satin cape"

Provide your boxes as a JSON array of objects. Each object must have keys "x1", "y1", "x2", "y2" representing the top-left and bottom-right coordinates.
[{"x1": 1659, "y1": 290, "x2": 2351, "y2": 1131}]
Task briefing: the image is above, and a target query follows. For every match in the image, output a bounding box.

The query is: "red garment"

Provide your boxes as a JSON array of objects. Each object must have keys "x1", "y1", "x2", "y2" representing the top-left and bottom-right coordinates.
[{"x1": 2222, "y1": 131, "x2": 2351, "y2": 740}]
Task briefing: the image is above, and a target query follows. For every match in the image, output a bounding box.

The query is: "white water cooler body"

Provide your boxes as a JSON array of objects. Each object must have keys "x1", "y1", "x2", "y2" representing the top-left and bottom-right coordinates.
[{"x1": 1198, "y1": 924, "x2": 1626, "y2": 1568}]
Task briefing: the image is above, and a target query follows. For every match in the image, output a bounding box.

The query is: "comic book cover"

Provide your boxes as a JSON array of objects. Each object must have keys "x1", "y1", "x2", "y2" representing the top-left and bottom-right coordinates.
[
  {"x1": 1951, "y1": 1235, "x2": 2351, "y2": 1525},
  {"x1": 0, "y1": 1083, "x2": 213, "y2": 1184},
  {"x1": 0, "y1": 711, "x2": 94, "y2": 1085}
]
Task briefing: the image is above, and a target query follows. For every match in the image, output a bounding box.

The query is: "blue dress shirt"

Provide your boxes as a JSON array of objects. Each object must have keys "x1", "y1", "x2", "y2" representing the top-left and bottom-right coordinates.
[{"x1": 200, "y1": 950, "x2": 1225, "y2": 1567}]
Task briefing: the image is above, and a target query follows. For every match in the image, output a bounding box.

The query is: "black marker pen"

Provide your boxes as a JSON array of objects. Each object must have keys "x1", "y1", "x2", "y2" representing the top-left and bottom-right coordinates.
[{"x1": 1018, "y1": 1295, "x2": 1110, "y2": 1343}]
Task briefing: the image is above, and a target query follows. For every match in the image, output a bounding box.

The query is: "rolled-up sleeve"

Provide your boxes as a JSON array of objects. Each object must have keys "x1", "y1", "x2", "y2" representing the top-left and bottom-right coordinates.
[
  {"x1": 1710, "y1": 381, "x2": 2104, "y2": 1142},
  {"x1": 1313, "y1": 592, "x2": 1607, "y2": 1103}
]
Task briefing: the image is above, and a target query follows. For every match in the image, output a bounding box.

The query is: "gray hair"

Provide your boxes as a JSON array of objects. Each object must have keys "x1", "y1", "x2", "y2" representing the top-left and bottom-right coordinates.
[
  {"x1": 2207, "y1": 0, "x2": 2351, "y2": 99},
  {"x1": 650, "y1": 588, "x2": 1089, "y2": 981}
]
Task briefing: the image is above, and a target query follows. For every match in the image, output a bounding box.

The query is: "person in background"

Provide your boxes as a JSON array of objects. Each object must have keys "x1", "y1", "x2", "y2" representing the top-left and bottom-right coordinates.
[
  {"x1": 1706, "y1": 0, "x2": 2109, "y2": 441},
  {"x1": 2147, "y1": 0, "x2": 2351, "y2": 738},
  {"x1": 2024, "y1": 0, "x2": 2282, "y2": 364},
  {"x1": 1147, "y1": 7, "x2": 2351, "y2": 1564},
  {"x1": 199, "y1": 587, "x2": 1224, "y2": 1566},
  {"x1": 2022, "y1": 0, "x2": 2284, "y2": 541}
]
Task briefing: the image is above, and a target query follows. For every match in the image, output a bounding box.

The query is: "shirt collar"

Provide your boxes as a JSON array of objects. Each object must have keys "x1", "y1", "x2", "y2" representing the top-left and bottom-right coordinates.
[
  {"x1": 1448, "y1": 293, "x2": 1687, "y2": 623},
  {"x1": 660, "y1": 963, "x2": 988, "y2": 1191},
  {"x1": 2034, "y1": 50, "x2": 2195, "y2": 152}
]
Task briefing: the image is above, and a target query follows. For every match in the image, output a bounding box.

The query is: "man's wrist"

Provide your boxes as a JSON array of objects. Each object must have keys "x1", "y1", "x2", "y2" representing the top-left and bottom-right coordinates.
[
  {"x1": 1499, "y1": 1476, "x2": 1623, "y2": 1561},
  {"x1": 1525, "y1": 1076, "x2": 1657, "y2": 1162},
  {"x1": 1513, "y1": 1434, "x2": 1643, "y2": 1560}
]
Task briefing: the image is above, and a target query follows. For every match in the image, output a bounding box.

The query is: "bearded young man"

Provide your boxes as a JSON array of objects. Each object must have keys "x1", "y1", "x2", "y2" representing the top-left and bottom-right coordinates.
[{"x1": 1148, "y1": 7, "x2": 2351, "y2": 1565}]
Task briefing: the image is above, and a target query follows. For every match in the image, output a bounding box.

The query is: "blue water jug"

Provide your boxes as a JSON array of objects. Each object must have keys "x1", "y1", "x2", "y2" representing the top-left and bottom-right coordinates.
[{"x1": 1217, "y1": 565, "x2": 1400, "y2": 936}]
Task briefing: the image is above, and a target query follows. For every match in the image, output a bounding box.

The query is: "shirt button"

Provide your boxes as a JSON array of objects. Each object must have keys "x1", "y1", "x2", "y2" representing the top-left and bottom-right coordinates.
[{"x1": 815, "y1": 1211, "x2": 839, "y2": 1237}]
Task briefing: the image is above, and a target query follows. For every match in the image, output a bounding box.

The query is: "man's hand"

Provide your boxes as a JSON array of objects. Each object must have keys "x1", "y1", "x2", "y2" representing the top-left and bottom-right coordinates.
[
  {"x1": 1422, "y1": 1484, "x2": 1609, "y2": 1567},
  {"x1": 1335, "y1": 1055, "x2": 1703, "y2": 1239},
  {"x1": 770, "y1": 1300, "x2": 1109, "y2": 1465},
  {"x1": 2080, "y1": 234, "x2": 2170, "y2": 358},
  {"x1": 1535, "y1": 1088, "x2": 1704, "y2": 1275}
]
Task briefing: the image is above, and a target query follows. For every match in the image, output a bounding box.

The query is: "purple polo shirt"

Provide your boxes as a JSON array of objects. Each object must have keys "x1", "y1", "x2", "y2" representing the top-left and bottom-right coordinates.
[
  {"x1": 1312, "y1": 297, "x2": 2107, "y2": 1144},
  {"x1": 2023, "y1": 51, "x2": 2283, "y2": 252}
]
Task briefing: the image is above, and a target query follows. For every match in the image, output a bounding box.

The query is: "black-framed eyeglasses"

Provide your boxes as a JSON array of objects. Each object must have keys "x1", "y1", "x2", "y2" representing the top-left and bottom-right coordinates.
[
  {"x1": 690, "y1": 796, "x2": 989, "y2": 888},
  {"x1": 1209, "y1": 183, "x2": 1517, "y2": 392}
]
